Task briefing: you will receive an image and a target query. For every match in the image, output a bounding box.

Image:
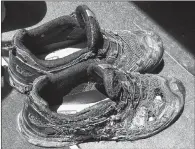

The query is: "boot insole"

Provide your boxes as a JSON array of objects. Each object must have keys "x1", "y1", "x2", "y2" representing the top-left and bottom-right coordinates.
[
  {"x1": 38, "y1": 42, "x2": 86, "y2": 60},
  {"x1": 51, "y1": 90, "x2": 111, "y2": 114}
]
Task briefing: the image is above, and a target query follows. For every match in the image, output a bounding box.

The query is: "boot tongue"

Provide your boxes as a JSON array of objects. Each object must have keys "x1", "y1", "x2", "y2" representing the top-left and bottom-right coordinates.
[
  {"x1": 88, "y1": 64, "x2": 122, "y2": 100},
  {"x1": 88, "y1": 64, "x2": 114, "y2": 80}
]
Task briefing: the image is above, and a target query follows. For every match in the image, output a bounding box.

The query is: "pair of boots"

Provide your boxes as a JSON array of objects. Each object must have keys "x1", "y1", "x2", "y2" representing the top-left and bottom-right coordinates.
[{"x1": 4, "y1": 5, "x2": 185, "y2": 148}]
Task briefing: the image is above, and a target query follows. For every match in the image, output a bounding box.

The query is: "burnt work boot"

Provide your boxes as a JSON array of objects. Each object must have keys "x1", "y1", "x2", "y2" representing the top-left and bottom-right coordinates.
[
  {"x1": 8, "y1": 5, "x2": 164, "y2": 94},
  {"x1": 17, "y1": 63, "x2": 185, "y2": 147}
]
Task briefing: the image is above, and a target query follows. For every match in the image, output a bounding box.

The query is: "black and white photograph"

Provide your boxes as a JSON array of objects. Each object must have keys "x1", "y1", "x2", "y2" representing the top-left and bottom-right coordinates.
[{"x1": 1, "y1": 1, "x2": 195, "y2": 149}]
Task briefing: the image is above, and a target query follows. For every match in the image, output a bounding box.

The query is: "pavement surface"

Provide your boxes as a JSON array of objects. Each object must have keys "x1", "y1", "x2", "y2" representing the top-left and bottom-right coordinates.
[{"x1": 1, "y1": 2, "x2": 195, "y2": 149}]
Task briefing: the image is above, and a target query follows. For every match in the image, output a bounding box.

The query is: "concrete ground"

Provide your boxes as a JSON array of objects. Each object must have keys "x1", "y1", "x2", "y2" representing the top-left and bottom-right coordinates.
[{"x1": 1, "y1": 2, "x2": 195, "y2": 149}]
